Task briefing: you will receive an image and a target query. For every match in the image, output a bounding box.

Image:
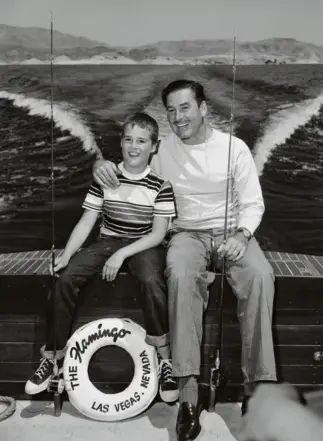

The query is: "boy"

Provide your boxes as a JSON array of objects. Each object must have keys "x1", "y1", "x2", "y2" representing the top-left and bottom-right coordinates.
[{"x1": 25, "y1": 112, "x2": 178, "y2": 403}]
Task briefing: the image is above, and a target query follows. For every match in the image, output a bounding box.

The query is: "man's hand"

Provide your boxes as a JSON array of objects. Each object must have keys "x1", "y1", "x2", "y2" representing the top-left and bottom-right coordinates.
[
  {"x1": 238, "y1": 383, "x2": 303, "y2": 441},
  {"x1": 102, "y1": 251, "x2": 125, "y2": 282},
  {"x1": 48, "y1": 254, "x2": 70, "y2": 276},
  {"x1": 93, "y1": 159, "x2": 120, "y2": 189},
  {"x1": 217, "y1": 231, "x2": 248, "y2": 262}
]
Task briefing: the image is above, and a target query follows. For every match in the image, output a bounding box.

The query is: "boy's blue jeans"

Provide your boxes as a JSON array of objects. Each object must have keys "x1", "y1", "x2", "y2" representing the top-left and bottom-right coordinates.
[{"x1": 43, "y1": 235, "x2": 168, "y2": 359}]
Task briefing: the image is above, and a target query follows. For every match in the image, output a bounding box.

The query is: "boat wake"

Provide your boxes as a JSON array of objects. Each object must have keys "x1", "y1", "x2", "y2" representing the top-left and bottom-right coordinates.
[
  {"x1": 0, "y1": 91, "x2": 100, "y2": 156},
  {"x1": 253, "y1": 92, "x2": 323, "y2": 175}
]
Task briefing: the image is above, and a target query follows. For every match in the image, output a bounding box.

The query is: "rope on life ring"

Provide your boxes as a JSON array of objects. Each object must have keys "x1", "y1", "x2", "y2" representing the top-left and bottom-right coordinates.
[
  {"x1": 0, "y1": 396, "x2": 16, "y2": 421},
  {"x1": 63, "y1": 317, "x2": 159, "y2": 422}
]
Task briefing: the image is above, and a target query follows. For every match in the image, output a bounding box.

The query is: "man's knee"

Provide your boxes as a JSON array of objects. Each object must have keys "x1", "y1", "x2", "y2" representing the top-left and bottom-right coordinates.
[
  {"x1": 164, "y1": 260, "x2": 210, "y2": 309},
  {"x1": 166, "y1": 243, "x2": 204, "y2": 280},
  {"x1": 243, "y1": 259, "x2": 275, "y2": 303},
  {"x1": 229, "y1": 255, "x2": 275, "y2": 301},
  {"x1": 247, "y1": 259, "x2": 275, "y2": 283},
  {"x1": 165, "y1": 257, "x2": 203, "y2": 281}
]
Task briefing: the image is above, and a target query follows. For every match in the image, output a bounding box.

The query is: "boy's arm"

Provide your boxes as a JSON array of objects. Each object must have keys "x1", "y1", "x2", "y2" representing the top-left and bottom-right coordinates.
[
  {"x1": 101, "y1": 215, "x2": 170, "y2": 282},
  {"x1": 61, "y1": 209, "x2": 99, "y2": 259},
  {"x1": 118, "y1": 215, "x2": 169, "y2": 260}
]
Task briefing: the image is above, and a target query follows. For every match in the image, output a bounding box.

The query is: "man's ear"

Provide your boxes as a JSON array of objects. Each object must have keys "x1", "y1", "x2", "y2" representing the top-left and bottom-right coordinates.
[{"x1": 200, "y1": 101, "x2": 207, "y2": 118}]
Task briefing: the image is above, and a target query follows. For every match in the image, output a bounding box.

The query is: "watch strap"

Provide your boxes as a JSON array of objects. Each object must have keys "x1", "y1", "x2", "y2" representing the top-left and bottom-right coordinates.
[{"x1": 236, "y1": 227, "x2": 251, "y2": 240}]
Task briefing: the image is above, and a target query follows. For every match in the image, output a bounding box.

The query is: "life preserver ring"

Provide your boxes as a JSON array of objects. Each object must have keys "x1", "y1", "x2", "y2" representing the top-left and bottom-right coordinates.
[{"x1": 63, "y1": 318, "x2": 159, "y2": 421}]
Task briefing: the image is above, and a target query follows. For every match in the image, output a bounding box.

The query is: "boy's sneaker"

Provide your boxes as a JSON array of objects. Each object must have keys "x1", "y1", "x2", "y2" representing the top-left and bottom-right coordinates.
[
  {"x1": 158, "y1": 358, "x2": 179, "y2": 403},
  {"x1": 25, "y1": 358, "x2": 63, "y2": 395}
]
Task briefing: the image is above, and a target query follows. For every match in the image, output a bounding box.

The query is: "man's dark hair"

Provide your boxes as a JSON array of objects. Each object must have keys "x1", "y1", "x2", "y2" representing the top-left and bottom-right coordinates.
[
  {"x1": 122, "y1": 112, "x2": 159, "y2": 144},
  {"x1": 161, "y1": 80, "x2": 206, "y2": 108}
]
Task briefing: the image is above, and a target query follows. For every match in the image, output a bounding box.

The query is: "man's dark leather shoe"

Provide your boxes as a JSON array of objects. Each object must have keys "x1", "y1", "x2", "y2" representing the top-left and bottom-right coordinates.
[{"x1": 176, "y1": 401, "x2": 201, "y2": 441}]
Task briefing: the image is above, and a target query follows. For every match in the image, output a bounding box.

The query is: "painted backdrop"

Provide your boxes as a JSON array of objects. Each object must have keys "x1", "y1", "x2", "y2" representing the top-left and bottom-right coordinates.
[{"x1": 0, "y1": 64, "x2": 323, "y2": 255}]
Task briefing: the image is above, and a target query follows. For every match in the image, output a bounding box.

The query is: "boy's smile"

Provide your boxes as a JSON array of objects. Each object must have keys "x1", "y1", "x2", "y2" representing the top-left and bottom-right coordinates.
[{"x1": 121, "y1": 124, "x2": 156, "y2": 174}]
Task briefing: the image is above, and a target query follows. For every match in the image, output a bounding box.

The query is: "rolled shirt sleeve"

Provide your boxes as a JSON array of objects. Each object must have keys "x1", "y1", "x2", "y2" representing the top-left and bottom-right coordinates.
[{"x1": 82, "y1": 181, "x2": 104, "y2": 212}]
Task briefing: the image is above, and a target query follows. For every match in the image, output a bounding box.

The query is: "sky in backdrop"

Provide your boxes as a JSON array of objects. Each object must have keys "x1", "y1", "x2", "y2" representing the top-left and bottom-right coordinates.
[{"x1": 0, "y1": 0, "x2": 321, "y2": 46}]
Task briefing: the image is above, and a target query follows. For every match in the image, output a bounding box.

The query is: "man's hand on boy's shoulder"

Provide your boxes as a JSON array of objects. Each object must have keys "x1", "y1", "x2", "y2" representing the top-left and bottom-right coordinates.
[{"x1": 93, "y1": 159, "x2": 120, "y2": 189}]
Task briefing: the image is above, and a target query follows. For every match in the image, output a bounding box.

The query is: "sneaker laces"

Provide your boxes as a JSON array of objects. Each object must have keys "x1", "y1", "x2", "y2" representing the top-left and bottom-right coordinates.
[
  {"x1": 34, "y1": 358, "x2": 53, "y2": 379},
  {"x1": 159, "y1": 359, "x2": 175, "y2": 383}
]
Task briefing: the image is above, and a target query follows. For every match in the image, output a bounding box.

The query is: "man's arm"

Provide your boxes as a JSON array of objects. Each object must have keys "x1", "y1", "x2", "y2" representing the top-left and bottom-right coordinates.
[
  {"x1": 217, "y1": 141, "x2": 264, "y2": 261},
  {"x1": 234, "y1": 141, "x2": 265, "y2": 236}
]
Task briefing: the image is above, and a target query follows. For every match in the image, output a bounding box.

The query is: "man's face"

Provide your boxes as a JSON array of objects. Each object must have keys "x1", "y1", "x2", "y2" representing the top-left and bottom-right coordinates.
[{"x1": 165, "y1": 88, "x2": 207, "y2": 145}]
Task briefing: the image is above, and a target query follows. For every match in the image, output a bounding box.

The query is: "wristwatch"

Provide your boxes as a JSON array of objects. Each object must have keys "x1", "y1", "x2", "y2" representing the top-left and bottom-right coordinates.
[{"x1": 236, "y1": 227, "x2": 252, "y2": 241}]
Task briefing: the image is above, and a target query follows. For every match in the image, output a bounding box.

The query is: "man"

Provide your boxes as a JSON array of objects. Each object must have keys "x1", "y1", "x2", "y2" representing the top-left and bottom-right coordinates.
[{"x1": 93, "y1": 80, "x2": 276, "y2": 441}]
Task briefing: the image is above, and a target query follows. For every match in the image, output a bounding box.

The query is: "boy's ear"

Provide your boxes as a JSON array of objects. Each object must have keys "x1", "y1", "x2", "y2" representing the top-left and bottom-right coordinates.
[{"x1": 151, "y1": 139, "x2": 160, "y2": 155}]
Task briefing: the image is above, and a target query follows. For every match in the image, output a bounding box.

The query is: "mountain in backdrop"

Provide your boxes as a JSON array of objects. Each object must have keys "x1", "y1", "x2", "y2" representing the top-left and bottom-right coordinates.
[
  {"x1": 126, "y1": 38, "x2": 323, "y2": 64},
  {"x1": 0, "y1": 24, "x2": 134, "y2": 64},
  {"x1": 0, "y1": 24, "x2": 323, "y2": 64}
]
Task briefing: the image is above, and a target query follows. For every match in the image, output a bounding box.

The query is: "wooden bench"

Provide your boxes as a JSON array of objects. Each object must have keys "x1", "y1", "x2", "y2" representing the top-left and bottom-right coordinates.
[{"x1": 1, "y1": 250, "x2": 323, "y2": 405}]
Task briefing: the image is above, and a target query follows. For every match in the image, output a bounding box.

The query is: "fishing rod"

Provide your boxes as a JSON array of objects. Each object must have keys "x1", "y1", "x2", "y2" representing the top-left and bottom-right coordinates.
[
  {"x1": 208, "y1": 34, "x2": 237, "y2": 411},
  {"x1": 47, "y1": 11, "x2": 64, "y2": 417}
]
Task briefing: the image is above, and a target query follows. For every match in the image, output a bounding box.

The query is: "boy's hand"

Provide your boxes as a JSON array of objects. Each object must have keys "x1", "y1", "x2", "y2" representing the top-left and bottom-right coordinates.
[
  {"x1": 102, "y1": 251, "x2": 125, "y2": 282},
  {"x1": 48, "y1": 254, "x2": 70, "y2": 276}
]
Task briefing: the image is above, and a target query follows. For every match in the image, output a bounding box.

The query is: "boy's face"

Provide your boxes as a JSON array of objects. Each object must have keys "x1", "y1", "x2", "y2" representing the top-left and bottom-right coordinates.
[{"x1": 121, "y1": 124, "x2": 156, "y2": 174}]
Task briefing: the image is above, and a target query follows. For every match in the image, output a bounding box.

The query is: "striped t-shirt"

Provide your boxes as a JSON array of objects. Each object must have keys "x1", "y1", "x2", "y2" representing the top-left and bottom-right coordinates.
[{"x1": 82, "y1": 162, "x2": 176, "y2": 239}]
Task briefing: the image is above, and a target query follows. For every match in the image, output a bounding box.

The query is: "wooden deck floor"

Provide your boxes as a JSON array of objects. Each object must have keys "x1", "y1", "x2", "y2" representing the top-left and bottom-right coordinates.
[{"x1": 1, "y1": 249, "x2": 323, "y2": 277}]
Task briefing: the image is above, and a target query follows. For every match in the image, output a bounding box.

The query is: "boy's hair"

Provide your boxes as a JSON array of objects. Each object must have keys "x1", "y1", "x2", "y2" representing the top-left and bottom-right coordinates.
[
  {"x1": 161, "y1": 79, "x2": 206, "y2": 108},
  {"x1": 122, "y1": 112, "x2": 159, "y2": 144}
]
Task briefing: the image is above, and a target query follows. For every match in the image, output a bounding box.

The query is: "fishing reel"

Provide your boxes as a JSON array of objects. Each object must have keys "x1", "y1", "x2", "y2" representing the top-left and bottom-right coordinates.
[
  {"x1": 47, "y1": 373, "x2": 64, "y2": 417},
  {"x1": 208, "y1": 359, "x2": 226, "y2": 412}
]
